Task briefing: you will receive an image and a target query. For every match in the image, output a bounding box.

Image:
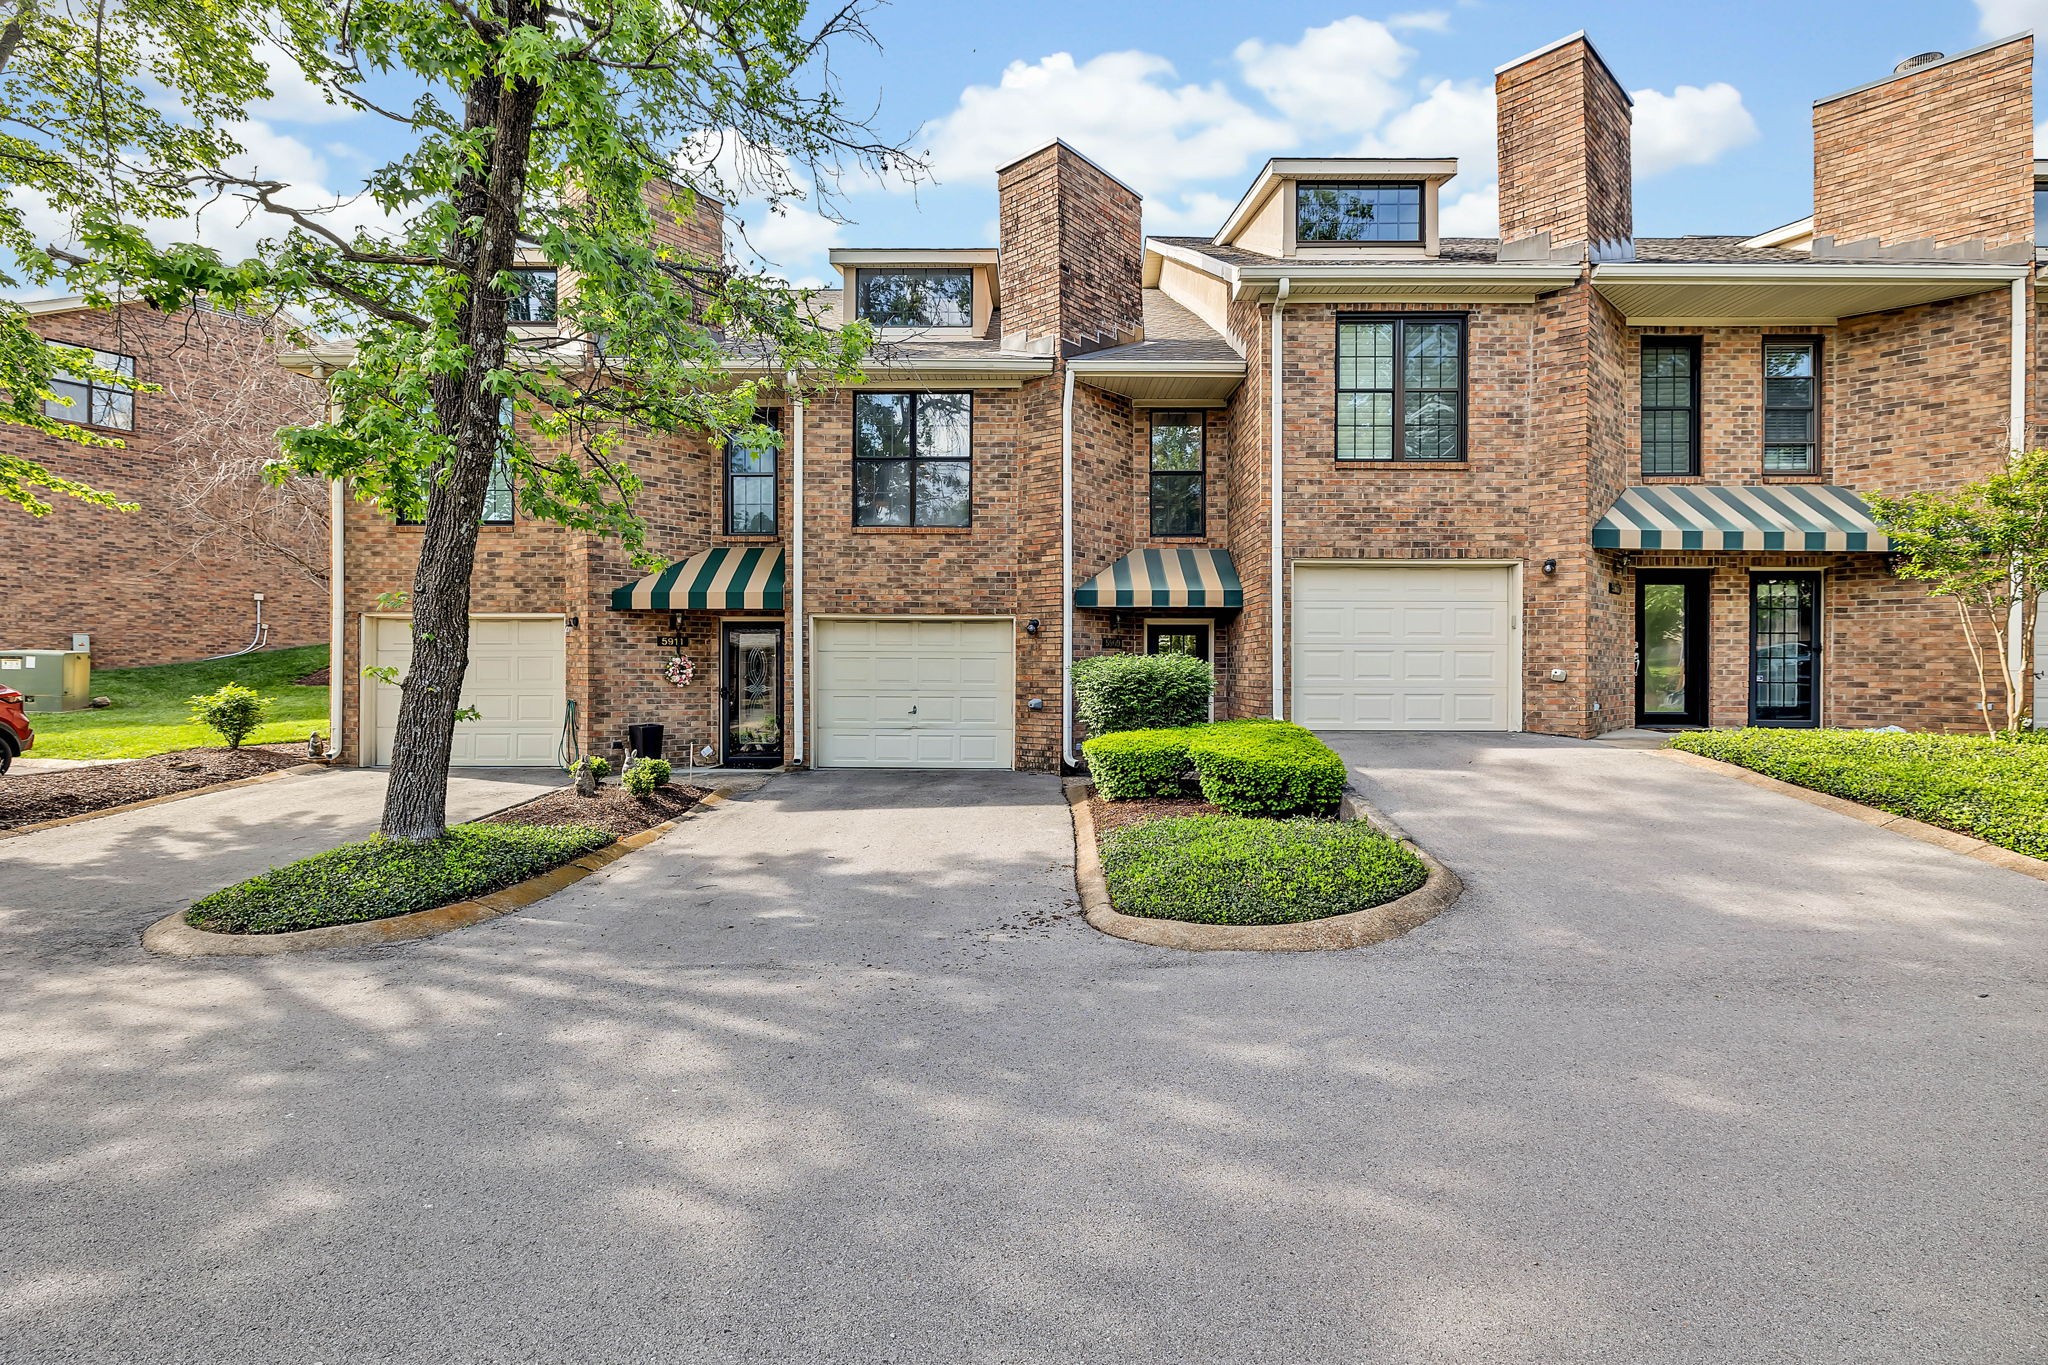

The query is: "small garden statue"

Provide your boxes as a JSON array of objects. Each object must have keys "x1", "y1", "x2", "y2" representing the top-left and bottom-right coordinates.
[{"x1": 573, "y1": 755, "x2": 609, "y2": 796}]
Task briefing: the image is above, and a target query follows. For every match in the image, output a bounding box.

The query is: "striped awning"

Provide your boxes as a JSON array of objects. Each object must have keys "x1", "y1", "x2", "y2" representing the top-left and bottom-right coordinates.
[
  {"x1": 1075, "y1": 547, "x2": 1243, "y2": 609},
  {"x1": 610, "y1": 546, "x2": 785, "y2": 611},
  {"x1": 1594, "y1": 485, "x2": 1890, "y2": 553}
]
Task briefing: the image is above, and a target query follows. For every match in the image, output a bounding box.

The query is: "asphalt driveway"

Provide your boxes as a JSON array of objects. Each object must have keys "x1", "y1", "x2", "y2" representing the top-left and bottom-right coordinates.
[{"x1": 1, "y1": 740, "x2": 2044, "y2": 1363}]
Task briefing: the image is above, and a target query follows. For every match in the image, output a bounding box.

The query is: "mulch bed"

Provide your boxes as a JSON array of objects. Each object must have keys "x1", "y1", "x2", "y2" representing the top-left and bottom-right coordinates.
[
  {"x1": 1087, "y1": 791, "x2": 1223, "y2": 848},
  {"x1": 293, "y1": 667, "x2": 331, "y2": 686},
  {"x1": 0, "y1": 745, "x2": 306, "y2": 831},
  {"x1": 476, "y1": 782, "x2": 709, "y2": 836}
]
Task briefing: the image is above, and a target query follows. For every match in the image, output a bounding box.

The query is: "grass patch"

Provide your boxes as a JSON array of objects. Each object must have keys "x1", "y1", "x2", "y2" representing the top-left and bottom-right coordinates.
[
  {"x1": 32, "y1": 644, "x2": 330, "y2": 760},
  {"x1": 1100, "y1": 815, "x2": 1428, "y2": 925},
  {"x1": 1669, "y1": 728, "x2": 2048, "y2": 860},
  {"x1": 186, "y1": 822, "x2": 615, "y2": 935}
]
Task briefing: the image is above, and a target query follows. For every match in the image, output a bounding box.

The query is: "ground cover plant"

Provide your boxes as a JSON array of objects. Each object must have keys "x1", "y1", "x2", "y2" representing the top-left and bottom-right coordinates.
[
  {"x1": 1670, "y1": 727, "x2": 2048, "y2": 859},
  {"x1": 1099, "y1": 815, "x2": 1427, "y2": 926},
  {"x1": 30, "y1": 645, "x2": 328, "y2": 760},
  {"x1": 186, "y1": 823, "x2": 615, "y2": 935}
]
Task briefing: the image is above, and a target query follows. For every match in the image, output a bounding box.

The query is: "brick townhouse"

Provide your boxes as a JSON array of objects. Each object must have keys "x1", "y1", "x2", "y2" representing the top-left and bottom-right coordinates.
[
  {"x1": 318, "y1": 30, "x2": 2038, "y2": 775},
  {"x1": 1, "y1": 299, "x2": 327, "y2": 668}
]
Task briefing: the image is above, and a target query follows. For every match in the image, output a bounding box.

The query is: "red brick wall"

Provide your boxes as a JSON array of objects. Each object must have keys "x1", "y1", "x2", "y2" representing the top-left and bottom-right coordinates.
[
  {"x1": 0, "y1": 303, "x2": 328, "y2": 667},
  {"x1": 1813, "y1": 37, "x2": 2033, "y2": 252},
  {"x1": 1496, "y1": 37, "x2": 1633, "y2": 253},
  {"x1": 996, "y1": 143, "x2": 1143, "y2": 355}
]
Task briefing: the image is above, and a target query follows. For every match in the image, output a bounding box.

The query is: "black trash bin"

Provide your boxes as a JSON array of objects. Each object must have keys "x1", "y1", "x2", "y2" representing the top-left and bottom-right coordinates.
[{"x1": 625, "y1": 723, "x2": 665, "y2": 761}]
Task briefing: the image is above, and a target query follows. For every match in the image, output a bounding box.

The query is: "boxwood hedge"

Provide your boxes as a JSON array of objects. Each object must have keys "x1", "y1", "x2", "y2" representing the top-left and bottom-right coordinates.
[
  {"x1": 1100, "y1": 815, "x2": 1428, "y2": 925},
  {"x1": 186, "y1": 822, "x2": 616, "y2": 934},
  {"x1": 1669, "y1": 727, "x2": 2048, "y2": 860},
  {"x1": 1072, "y1": 651, "x2": 1214, "y2": 736},
  {"x1": 1083, "y1": 719, "x2": 1348, "y2": 816}
]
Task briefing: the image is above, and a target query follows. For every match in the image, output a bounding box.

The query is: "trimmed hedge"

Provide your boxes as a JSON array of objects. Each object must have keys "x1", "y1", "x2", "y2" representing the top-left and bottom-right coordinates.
[
  {"x1": 186, "y1": 822, "x2": 617, "y2": 934},
  {"x1": 1083, "y1": 719, "x2": 1348, "y2": 817},
  {"x1": 1668, "y1": 727, "x2": 2048, "y2": 860},
  {"x1": 1072, "y1": 652, "x2": 1214, "y2": 736},
  {"x1": 1100, "y1": 815, "x2": 1427, "y2": 925}
]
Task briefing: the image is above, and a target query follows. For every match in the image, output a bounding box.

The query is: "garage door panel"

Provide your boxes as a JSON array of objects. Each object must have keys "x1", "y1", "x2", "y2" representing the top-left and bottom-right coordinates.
[
  {"x1": 367, "y1": 616, "x2": 565, "y2": 767},
  {"x1": 814, "y1": 618, "x2": 1015, "y2": 769},
  {"x1": 1293, "y1": 566, "x2": 1516, "y2": 732}
]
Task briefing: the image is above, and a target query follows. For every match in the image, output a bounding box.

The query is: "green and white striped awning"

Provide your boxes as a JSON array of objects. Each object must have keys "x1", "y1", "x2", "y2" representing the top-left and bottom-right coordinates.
[
  {"x1": 1075, "y1": 547, "x2": 1244, "y2": 609},
  {"x1": 610, "y1": 546, "x2": 785, "y2": 611},
  {"x1": 1594, "y1": 485, "x2": 1890, "y2": 552}
]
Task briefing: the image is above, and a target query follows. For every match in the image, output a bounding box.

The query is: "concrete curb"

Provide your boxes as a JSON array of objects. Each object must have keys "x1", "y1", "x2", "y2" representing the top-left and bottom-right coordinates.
[
  {"x1": 1654, "y1": 747, "x2": 2048, "y2": 884},
  {"x1": 141, "y1": 790, "x2": 736, "y2": 958},
  {"x1": 4, "y1": 762, "x2": 328, "y2": 840},
  {"x1": 1064, "y1": 780, "x2": 1463, "y2": 953}
]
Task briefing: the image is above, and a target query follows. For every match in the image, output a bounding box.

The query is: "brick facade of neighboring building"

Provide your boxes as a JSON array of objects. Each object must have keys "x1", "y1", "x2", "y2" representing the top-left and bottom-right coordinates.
[{"x1": 3, "y1": 302, "x2": 326, "y2": 668}]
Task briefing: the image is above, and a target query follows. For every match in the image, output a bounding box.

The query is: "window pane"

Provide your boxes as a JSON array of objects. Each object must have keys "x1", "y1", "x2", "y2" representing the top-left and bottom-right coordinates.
[
  {"x1": 1150, "y1": 472, "x2": 1203, "y2": 536},
  {"x1": 507, "y1": 269, "x2": 557, "y2": 323},
  {"x1": 1336, "y1": 391, "x2": 1394, "y2": 461},
  {"x1": 1403, "y1": 322, "x2": 1460, "y2": 390},
  {"x1": 1404, "y1": 392, "x2": 1461, "y2": 461},
  {"x1": 854, "y1": 459, "x2": 910, "y2": 525},
  {"x1": 854, "y1": 393, "x2": 911, "y2": 460},
  {"x1": 727, "y1": 434, "x2": 776, "y2": 476},
  {"x1": 1763, "y1": 445, "x2": 1813, "y2": 473},
  {"x1": 1150, "y1": 417, "x2": 1202, "y2": 472},
  {"x1": 916, "y1": 392, "x2": 971, "y2": 459},
  {"x1": 914, "y1": 460, "x2": 971, "y2": 527},
  {"x1": 856, "y1": 268, "x2": 974, "y2": 328},
  {"x1": 729, "y1": 475, "x2": 775, "y2": 534},
  {"x1": 481, "y1": 453, "x2": 515, "y2": 523},
  {"x1": 1764, "y1": 343, "x2": 1814, "y2": 380},
  {"x1": 91, "y1": 387, "x2": 134, "y2": 430},
  {"x1": 1764, "y1": 409, "x2": 1813, "y2": 444},
  {"x1": 43, "y1": 378, "x2": 88, "y2": 422},
  {"x1": 1296, "y1": 183, "x2": 1422, "y2": 242},
  {"x1": 1337, "y1": 322, "x2": 1394, "y2": 389}
]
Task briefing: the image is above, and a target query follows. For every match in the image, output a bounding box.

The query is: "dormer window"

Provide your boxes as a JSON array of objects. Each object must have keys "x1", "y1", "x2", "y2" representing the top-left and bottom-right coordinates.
[
  {"x1": 507, "y1": 268, "x2": 557, "y2": 324},
  {"x1": 855, "y1": 268, "x2": 973, "y2": 329},
  {"x1": 1295, "y1": 182, "x2": 1423, "y2": 245}
]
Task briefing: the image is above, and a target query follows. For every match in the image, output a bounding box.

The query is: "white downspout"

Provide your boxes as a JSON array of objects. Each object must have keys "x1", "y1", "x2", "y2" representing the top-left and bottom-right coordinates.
[
  {"x1": 1269, "y1": 278, "x2": 1291, "y2": 719},
  {"x1": 1061, "y1": 364, "x2": 1077, "y2": 767},
  {"x1": 790, "y1": 374, "x2": 806, "y2": 767},
  {"x1": 327, "y1": 474, "x2": 344, "y2": 759},
  {"x1": 2009, "y1": 276, "x2": 2033, "y2": 722}
]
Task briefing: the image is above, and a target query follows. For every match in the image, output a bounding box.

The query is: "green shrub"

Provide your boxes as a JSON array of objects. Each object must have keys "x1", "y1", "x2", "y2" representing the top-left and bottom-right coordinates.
[
  {"x1": 577, "y1": 755, "x2": 611, "y2": 777},
  {"x1": 1084, "y1": 728, "x2": 1192, "y2": 799},
  {"x1": 1101, "y1": 815, "x2": 1427, "y2": 925},
  {"x1": 1072, "y1": 651, "x2": 1214, "y2": 736},
  {"x1": 622, "y1": 757, "x2": 671, "y2": 796},
  {"x1": 186, "y1": 822, "x2": 616, "y2": 934},
  {"x1": 187, "y1": 682, "x2": 270, "y2": 750},
  {"x1": 1669, "y1": 727, "x2": 2048, "y2": 859}
]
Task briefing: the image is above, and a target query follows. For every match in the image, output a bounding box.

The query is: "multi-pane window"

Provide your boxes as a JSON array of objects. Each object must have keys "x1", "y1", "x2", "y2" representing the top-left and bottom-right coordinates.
[
  {"x1": 398, "y1": 399, "x2": 515, "y2": 524},
  {"x1": 1763, "y1": 339, "x2": 1819, "y2": 473},
  {"x1": 1149, "y1": 413, "x2": 1205, "y2": 537},
  {"x1": 725, "y1": 412, "x2": 779, "y2": 536},
  {"x1": 43, "y1": 348, "x2": 135, "y2": 430},
  {"x1": 1640, "y1": 338, "x2": 1701, "y2": 476},
  {"x1": 1336, "y1": 315, "x2": 1465, "y2": 462},
  {"x1": 853, "y1": 392, "x2": 972, "y2": 526},
  {"x1": 507, "y1": 268, "x2": 557, "y2": 324},
  {"x1": 854, "y1": 269, "x2": 974, "y2": 329},
  {"x1": 1296, "y1": 182, "x2": 1423, "y2": 244}
]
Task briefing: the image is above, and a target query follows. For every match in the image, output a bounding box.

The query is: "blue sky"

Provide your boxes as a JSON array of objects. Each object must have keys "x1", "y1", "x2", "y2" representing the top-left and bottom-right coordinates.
[{"x1": 204, "y1": 0, "x2": 2044, "y2": 289}]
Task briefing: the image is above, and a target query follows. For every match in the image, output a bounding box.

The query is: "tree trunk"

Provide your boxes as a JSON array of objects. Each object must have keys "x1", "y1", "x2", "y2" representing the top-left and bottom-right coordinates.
[{"x1": 379, "y1": 10, "x2": 544, "y2": 842}]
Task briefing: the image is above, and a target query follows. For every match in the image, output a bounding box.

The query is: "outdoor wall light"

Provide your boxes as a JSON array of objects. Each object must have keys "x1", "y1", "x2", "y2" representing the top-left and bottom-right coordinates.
[
  {"x1": 1024, "y1": 618, "x2": 1041, "y2": 636},
  {"x1": 1541, "y1": 558, "x2": 1558, "y2": 576}
]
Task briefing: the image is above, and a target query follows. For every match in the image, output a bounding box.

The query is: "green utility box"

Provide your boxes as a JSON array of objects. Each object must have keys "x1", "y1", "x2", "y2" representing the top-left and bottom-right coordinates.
[{"x1": 0, "y1": 650, "x2": 92, "y2": 711}]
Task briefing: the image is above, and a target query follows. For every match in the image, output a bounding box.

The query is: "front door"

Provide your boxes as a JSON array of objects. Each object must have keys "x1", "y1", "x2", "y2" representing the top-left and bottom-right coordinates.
[
  {"x1": 1636, "y1": 572, "x2": 1708, "y2": 726},
  {"x1": 1749, "y1": 573, "x2": 1821, "y2": 726},
  {"x1": 1145, "y1": 622, "x2": 1211, "y2": 661},
  {"x1": 721, "y1": 623, "x2": 784, "y2": 768}
]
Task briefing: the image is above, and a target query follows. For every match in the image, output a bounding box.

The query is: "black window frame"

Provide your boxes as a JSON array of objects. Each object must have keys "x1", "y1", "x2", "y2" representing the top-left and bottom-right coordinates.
[
  {"x1": 724, "y1": 409, "x2": 781, "y2": 537},
  {"x1": 1147, "y1": 411, "x2": 1206, "y2": 538},
  {"x1": 1762, "y1": 336, "x2": 1821, "y2": 474},
  {"x1": 1639, "y1": 336, "x2": 1702, "y2": 477},
  {"x1": 851, "y1": 391, "x2": 974, "y2": 528},
  {"x1": 1333, "y1": 312, "x2": 1469, "y2": 464},
  {"x1": 43, "y1": 347, "x2": 136, "y2": 431},
  {"x1": 1295, "y1": 181, "x2": 1426, "y2": 246},
  {"x1": 506, "y1": 267, "x2": 557, "y2": 324},
  {"x1": 853, "y1": 267, "x2": 976, "y2": 330}
]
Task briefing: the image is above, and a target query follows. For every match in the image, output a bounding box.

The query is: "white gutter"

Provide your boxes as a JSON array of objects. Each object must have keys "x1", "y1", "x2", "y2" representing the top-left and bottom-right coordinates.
[
  {"x1": 1061, "y1": 364, "x2": 1077, "y2": 767},
  {"x1": 790, "y1": 375, "x2": 806, "y2": 767},
  {"x1": 1590, "y1": 261, "x2": 2031, "y2": 285},
  {"x1": 1269, "y1": 278, "x2": 1290, "y2": 719}
]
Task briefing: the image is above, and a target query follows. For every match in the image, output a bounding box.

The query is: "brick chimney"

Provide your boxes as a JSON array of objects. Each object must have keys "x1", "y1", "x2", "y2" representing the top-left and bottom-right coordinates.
[
  {"x1": 1811, "y1": 35, "x2": 2032, "y2": 257},
  {"x1": 995, "y1": 141, "x2": 1143, "y2": 356},
  {"x1": 645, "y1": 177, "x2": 725, "y2": 263},
  {"x1": 1494, "y1": 32, "x2": 1633, "y2": 260}
]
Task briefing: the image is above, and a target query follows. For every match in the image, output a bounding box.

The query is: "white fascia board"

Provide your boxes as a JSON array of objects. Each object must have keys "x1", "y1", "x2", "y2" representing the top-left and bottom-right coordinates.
[
  {"x1": 826, "y1": 248, "x2": 999, "y2": 267},
  {"x1": 1231, "y1": 264, "x2": 1582, "y2": 296},
  {"x1": 1064, "y1": 357, "x2": 1246, "y2": 376},
  {"x1": 1146, "y1": 238, "x2": 1239, "y2": 286},
  {"x1": 1591, "y1": 261, "x2": 2030, "y2": 285}
]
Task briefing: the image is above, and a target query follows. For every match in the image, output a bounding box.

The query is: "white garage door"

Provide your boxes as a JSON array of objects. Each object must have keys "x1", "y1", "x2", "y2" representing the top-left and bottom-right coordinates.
[
  {"x1": 366, "y1": 616, "x2": 565, "y2": 767},
  {"x1": 813, "y1": 618, "x2": 1015, "y2": 769},
  {"x1": 1293, "y1": 564, "x2": 1517, "y2": 731}
]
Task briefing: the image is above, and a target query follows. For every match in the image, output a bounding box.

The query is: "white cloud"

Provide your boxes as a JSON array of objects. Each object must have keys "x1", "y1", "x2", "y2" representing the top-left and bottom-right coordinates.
[
  {"x1": 1144, "y1": 191, "x2": 1240, "y2": 237},
  {"x1": 1630, "y1": 83, "x2": 1760, "y2": 177},
  {"x1": 249, "y1": 41, "x2": 354, "y2": 125},
  {"x1": 1975, "y1": 0, "x2": 2048, "y2": 36},
  {"x1": 1438, "y1": 183, "x2": 1499, "y2": 237},
  {"x1": 1234, "y1": 17, "x2": 1415, "y2": 134},
  {"x1": 914, "y1": 50, "x2": 1290, "y2": 199},
  {"x1": 190, "y1": 119, "x2": 395, "y2": 258},
  {"x1": 1388, "y1": 10, "x2": 1452, "y2": 32}
]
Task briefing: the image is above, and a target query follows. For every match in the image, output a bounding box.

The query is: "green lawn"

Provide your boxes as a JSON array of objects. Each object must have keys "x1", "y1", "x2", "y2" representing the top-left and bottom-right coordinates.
[
  {"x1": 1669, "y1": 727, "x2": 2048, "y2": 860},
  {"x1": 28, "y1": 644, "x2": 330, "y2": 760},
  {"x1": 1100, "y1": 815, "x2": 1428, "y2": 925}
]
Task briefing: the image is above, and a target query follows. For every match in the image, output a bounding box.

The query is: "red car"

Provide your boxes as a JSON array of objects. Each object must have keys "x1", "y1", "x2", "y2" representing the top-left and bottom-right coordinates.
[{"x1": 0, "y1": 685, "x2": 32, "y2": 774}]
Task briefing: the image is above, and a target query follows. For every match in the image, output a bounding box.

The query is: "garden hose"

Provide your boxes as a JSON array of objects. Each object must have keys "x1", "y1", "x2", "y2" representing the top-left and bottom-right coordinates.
[{"x1": 558, "y1": 698, "x2": 581, "y2": 772}]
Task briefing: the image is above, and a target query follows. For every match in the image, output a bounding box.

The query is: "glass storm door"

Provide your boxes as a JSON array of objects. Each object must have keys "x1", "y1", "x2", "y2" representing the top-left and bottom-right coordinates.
[
  {"x1": 721, "y1": 623, "x2": 783, "y2": 768},
  {"x1": 1636, "y1": 572, "x2": 1708, "y2": 726},
  {"x1": 1749, "y1": 573, "x2": 1821, "y2": 726}
]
